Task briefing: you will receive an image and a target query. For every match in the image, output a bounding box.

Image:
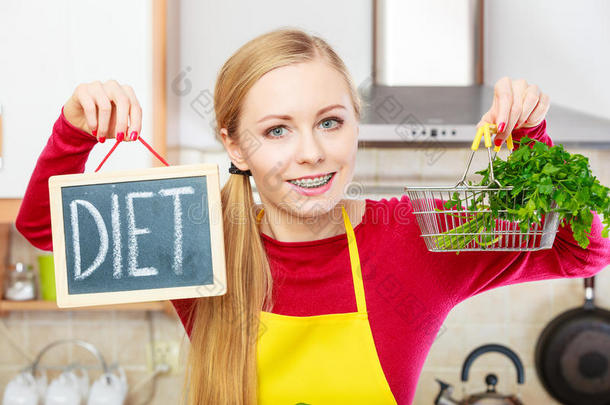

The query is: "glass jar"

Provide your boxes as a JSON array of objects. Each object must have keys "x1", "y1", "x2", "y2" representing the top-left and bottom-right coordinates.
[{"x1": 3, "y1": 262, "x2": 37, "y2": 301}]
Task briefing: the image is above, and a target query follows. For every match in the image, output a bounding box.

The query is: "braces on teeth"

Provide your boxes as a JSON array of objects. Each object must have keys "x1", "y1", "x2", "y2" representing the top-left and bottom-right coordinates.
[{"x1": 289, "y1": 173, "x2": 333, "y2": 187}]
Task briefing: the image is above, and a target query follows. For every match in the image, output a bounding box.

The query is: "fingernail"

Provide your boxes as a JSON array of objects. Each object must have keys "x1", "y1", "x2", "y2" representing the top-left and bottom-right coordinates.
[
  {"x1": 494, "y1": 138, "x2": 502, "y2": 146},
  {"x1": 99, "y1": 136, "x2": 106, "y2": 143},
  {"x1": 92, "y1": 129, "x2": 97, "y2": 137},
  {"x1": 498, "y1": 122, "x2": 506, "y2": 133},
  {"x1": 130, "y1": 131, "x2": 138, "y2": 141},
  {"x1": 117, "y1": 132, "x2": 124, "y2": 142}
]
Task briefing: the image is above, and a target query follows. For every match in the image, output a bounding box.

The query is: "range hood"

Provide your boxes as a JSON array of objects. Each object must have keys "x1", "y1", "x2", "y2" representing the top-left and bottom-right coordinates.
[
  {"x1": 358, "y1": 84, "x2": 610, "y2": 147},
  {"x1": 361, "y1": 0, "x2": 610, "y2": 147}
]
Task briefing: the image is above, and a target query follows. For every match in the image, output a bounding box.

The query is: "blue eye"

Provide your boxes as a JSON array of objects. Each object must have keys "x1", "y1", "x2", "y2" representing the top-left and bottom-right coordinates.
[
  {"x1": 264, "y1": 117, "x2": 343, "y2": 139},
  {"x1": 266, "y1": 126, "x2": 286, "y2": 137},
  {"x1": 320, "y1": 118, "x2": 341, "y2": 130}
]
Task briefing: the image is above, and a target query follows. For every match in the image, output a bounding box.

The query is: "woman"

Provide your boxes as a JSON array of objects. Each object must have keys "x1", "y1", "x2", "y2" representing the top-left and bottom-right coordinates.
[{"x1": 15, "y1": 28, "x2": 610, "y2": 404}]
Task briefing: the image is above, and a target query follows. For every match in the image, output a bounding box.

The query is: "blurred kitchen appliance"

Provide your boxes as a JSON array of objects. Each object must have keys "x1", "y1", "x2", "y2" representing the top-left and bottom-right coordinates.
[
  {"x1": 363, "y1": 0, "x2": 610, "y2": 146},
  {"x1": 435, "y1": 343, "x2": 524, "y2": 405}
]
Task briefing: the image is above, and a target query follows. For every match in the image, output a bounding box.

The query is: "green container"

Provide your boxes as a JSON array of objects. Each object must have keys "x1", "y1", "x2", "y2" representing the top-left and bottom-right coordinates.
[{"x1": 37, "y1": 254, "x2": 56, "y2": 301}]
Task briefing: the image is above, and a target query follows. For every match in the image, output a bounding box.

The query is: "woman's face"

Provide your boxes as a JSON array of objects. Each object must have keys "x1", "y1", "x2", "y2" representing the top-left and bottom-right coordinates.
[{"x1": 225, "y1": 57, "x2": 359, "y2": 218}]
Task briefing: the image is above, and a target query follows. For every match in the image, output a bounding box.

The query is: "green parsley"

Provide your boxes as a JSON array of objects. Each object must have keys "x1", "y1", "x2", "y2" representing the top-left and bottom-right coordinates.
[{"x1": 435, "y1": 136, "x2": 610, "y2": 250}]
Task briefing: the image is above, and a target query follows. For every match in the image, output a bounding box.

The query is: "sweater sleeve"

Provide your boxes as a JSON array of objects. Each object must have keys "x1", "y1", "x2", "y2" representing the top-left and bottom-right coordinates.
[
  {"x1": 14, "y1": 108, "x2": 193, "y2": 330},
  {"x1": 419, "y1": 120, "x2": 610, "y2": 306},
  {"x1": 15, "y1": 107, "x2": 98, "y2": 251}
]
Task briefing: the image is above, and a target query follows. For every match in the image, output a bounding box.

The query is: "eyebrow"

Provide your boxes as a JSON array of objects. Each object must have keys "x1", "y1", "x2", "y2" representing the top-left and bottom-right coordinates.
[{"x1": 256, "y1": 104, "x2": 347, "y2": 124}]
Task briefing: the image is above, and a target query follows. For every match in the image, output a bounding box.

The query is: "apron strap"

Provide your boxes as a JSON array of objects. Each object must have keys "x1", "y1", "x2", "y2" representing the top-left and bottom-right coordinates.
[
  {"x1": 342, "y1": 205, "x2": 367, "y2": 314},
  {"x1": 255, "y1": 204, "x2": 368, "y2": 314}
]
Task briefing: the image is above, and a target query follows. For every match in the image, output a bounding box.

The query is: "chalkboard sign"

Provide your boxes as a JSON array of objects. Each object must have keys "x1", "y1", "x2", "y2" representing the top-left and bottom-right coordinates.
[{"x1": 48, "y1": 164, "x2": 226, "y2": 308}]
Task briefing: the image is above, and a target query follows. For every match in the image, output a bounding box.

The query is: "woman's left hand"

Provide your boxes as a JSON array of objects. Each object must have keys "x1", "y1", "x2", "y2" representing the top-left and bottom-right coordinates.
[{"x1": 478, "y1": 77, "x2": 550, "y2": 146}]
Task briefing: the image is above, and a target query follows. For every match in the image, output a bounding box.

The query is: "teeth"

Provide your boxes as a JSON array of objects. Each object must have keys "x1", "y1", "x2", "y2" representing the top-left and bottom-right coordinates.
[{"x1": 289, "y1": 173, "x2": 333, "y2": 188}]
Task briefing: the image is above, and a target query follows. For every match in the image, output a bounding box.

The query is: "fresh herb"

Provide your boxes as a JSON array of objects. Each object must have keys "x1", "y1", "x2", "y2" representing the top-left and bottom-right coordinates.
[{"x1": 435, "y1": 137, "x2": 610, "y2": 250}]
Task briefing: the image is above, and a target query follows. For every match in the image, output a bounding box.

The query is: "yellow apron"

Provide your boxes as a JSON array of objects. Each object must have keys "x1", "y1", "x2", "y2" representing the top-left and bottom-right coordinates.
[{"x1": 256, "y1": 204, "x2": 397, "y2": 404}]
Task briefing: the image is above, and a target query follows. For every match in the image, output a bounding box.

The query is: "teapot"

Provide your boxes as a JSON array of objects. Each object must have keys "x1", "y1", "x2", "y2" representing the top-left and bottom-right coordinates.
[{"x1": 434, "y1": 344, "x2": 525, "y2": 405}]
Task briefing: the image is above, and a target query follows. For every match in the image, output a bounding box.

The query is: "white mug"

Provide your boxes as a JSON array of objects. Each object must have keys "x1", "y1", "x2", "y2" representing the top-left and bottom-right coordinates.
[
  {"x1": 87, "y1": 366, "x2": 127, "y2": 405},
  {"x1": 44, "y1": 370, "x2": 83, "y2": 405},
  {"x1": 2, "y1": 372, "x2": 41, "y2": 405},
  {"x1": 70, "y1": 367, "x2": 89, "y2": 401},
  {"x1": 34, "y1": 370, "x2": 48, "y2": 400}
]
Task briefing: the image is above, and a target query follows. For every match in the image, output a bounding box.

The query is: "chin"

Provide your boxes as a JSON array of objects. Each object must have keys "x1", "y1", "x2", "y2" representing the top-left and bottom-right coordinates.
[{"x1": 299, "y1": 195, "x2": 344, "y2": 217}]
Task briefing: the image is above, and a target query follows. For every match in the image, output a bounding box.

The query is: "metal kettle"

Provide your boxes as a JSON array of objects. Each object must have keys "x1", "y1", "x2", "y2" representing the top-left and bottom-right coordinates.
[{"x1": 434, "y1": 344, "x2": 525, "y2": 405}]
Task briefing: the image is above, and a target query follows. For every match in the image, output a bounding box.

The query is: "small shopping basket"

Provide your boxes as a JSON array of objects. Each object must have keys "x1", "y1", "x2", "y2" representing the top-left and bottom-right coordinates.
[{"x1": 404, "y1": 123, "x2": 561, "y2": 252}]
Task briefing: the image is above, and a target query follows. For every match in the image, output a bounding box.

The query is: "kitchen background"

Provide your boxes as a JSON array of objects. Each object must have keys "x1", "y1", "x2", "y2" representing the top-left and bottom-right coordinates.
[{"x1": 1, "y1": 0, "x2": 609, "y2": 404}]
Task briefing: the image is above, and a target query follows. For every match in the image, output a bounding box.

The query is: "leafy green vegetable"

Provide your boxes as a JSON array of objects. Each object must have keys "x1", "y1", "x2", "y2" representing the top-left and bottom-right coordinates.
[{"x1": 436, "y1": 136, "x2": 610, "y2": 250}]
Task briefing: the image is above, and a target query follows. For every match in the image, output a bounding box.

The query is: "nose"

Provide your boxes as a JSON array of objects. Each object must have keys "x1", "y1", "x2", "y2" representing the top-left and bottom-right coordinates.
[{"x1": 295, "y1": 128, "x2": 324, "y2": 165}]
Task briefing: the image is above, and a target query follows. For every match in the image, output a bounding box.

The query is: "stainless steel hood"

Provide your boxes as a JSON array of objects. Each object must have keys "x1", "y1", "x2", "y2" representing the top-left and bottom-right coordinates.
[
  {"x1": 358, "y1": 84, "x2": 610, "y2": 148},
  {"x1": 365, "y1": 0, "x2": 610, "y2": 147}
]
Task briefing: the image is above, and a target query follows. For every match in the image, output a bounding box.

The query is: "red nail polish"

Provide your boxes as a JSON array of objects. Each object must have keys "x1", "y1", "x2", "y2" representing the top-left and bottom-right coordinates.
[
  {"x1": 498, "y1": 122, "x2": 506, "y2": 133},
  {"x1": 117, "y1": 132, "x2": 124, "y2": 142},
  {"x1": 494, "y1": 138, "x2": 502, "y2": 146},
  {"x1": 99, "y1": 136, "x2": 106, "y2": 144},
  {"x1": 92, "y1": 129, "x2": 97, "y2": 136},
  {"x1": 130, "y1": 131, "x2": 138, "y2": 141}
]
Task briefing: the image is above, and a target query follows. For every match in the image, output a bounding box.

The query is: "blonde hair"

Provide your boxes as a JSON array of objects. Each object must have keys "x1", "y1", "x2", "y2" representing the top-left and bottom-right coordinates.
[{"x1": 181, "y1": 27, "x2": 362, "y2": 405}]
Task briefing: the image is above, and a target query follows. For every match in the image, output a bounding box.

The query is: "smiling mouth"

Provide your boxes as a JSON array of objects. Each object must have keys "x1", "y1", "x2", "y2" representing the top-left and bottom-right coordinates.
[{"x1": 287, "y1": 172, "x2": 336, "y2": 188}]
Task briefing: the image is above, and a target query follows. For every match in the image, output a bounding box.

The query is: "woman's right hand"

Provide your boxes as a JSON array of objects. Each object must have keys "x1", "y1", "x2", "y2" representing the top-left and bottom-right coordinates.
[{"x1": 63, "y1": 80, "x2": 143, "y2": 143}]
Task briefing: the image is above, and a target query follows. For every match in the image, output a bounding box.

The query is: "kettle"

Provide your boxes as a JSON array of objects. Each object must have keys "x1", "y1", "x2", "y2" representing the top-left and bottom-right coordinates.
[{"x1": 434, "y1": 344, "x2": 525, "y2": 405}]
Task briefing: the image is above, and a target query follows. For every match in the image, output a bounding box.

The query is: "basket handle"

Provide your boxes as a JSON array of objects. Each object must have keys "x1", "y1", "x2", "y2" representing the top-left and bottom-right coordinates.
[
  {"x1": 471, "y1": 123, "x2": 514, "y2": 153},
  {"x1": 497, "y1": 133, "x2": 514, "y2": 153},
  {"x1": 471, "y1": 123, "x2": 494, "y2": 150},
  {"x1": 457, "y1": 123, "x2": 512, "y2": 188}
]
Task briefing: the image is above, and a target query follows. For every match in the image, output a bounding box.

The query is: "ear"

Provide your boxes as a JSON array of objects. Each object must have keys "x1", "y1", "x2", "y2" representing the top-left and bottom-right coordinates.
[{"x1": 220, "y1": 127, "x2": 251, "y2": 172}]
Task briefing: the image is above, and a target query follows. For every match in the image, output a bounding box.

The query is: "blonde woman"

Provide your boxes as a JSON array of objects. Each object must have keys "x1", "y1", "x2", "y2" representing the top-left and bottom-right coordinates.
[{"x1": 16, "y1": 28, "x2": 610, "y2": 404}]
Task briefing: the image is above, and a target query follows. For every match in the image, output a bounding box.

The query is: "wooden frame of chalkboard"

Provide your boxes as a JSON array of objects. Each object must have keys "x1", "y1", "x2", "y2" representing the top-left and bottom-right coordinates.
[{"x1": 48, "y1": 163, "x2": 227, "y2": 308}]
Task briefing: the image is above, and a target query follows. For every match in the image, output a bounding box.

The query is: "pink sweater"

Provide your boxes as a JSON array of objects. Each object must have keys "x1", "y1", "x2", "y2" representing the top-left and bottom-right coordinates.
[{"x1": 16, "y1": 110, "x2": 610, "y2": 404}]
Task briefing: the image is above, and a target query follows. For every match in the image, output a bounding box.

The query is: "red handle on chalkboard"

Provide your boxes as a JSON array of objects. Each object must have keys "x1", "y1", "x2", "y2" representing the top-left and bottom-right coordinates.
[{"x1": 94, "y1": 137, "x2": 170, "y2": 172}]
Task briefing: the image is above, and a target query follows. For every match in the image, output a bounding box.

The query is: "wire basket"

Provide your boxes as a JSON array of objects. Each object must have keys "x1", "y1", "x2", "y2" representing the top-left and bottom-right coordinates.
[{"x1": 405, "y1": 124, "x2": 561, "y2": 252}]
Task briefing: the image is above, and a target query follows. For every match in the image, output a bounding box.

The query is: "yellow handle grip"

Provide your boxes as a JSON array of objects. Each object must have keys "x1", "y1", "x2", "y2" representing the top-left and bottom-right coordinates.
[
  {"x1": 493, "y1": 133, "x2": 514, "y2": 153},
  {"x1": 483, "y1": 125, "x2": 492, "y2": 148},
  {"x1": 471, "y1": 123, "x2": 497, "y2": 151},
  {"x1": 506, "y1": 133, "x2": 514, "y2": 150},
  {"x1": 471, "y1": 126, "x2": 484, "y2": 151}
]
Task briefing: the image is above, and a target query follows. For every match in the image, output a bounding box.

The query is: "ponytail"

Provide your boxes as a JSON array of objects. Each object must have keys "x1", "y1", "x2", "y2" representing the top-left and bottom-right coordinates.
[{"x1": 183, "y1": 172, "x2": 272, "y2": 404}]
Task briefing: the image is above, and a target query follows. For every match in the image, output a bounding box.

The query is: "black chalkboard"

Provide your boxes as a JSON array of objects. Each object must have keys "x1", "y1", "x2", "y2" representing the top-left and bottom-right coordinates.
[{"x1": 49, "y1": 164, "x2": 226, "y2": 307}]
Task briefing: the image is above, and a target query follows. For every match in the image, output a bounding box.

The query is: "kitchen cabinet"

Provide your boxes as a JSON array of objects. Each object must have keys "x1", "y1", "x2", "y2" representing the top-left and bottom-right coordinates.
[{"x1": 0, "y1": 0, "x2": 167, "y2": 208}]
